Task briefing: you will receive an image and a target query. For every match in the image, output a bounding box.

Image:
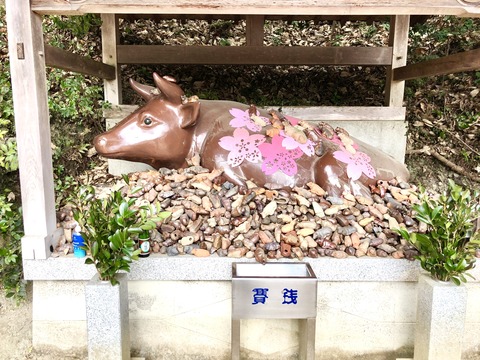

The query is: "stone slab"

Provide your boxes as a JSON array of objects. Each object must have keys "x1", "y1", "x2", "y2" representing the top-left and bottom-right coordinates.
[
  {"x1": 33, "y1": 280, "x2": 87, "y2": 321},
  {"x1": 24, "y1": 256, "x2": 432, "y2": 282},
  {"x1": 85, "y1": 273, "x2": 130, "y2": 360},
  {"x1": 320, "y1": 119, "x2": 406, "y2": 162},
  {"x1": 414, "y1": 274, "x2": 468, "y2": 360}
]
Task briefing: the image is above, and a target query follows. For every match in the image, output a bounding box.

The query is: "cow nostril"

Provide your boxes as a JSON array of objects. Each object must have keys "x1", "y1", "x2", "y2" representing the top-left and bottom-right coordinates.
[{"x1": 94, "y1": 136, "x2": 108, "y2": 152}]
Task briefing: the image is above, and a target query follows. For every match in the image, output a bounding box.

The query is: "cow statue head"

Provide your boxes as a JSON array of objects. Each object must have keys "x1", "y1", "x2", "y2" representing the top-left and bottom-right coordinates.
[{"x1": 94, "y1": 73, "x2": 201, "y2": 169}]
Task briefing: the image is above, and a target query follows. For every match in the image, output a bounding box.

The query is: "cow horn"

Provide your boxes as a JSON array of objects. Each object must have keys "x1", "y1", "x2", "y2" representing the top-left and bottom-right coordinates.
[
  {"x1": 153, "y1": 72, "x2": 184, "y2": 103},
  {"x1": 129, "y1": 78, "x2": 156, "y2": 101}
]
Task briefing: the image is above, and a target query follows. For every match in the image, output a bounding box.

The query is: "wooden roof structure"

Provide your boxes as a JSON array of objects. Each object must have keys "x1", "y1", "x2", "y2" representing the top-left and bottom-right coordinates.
[{"x1": 5, "y1": 0, "x2": 480, "y2": 260}]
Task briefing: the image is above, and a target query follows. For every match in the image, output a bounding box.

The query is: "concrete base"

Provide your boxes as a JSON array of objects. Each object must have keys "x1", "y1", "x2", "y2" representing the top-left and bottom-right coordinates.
[
  {"x1": 414, "y1": 274, "x2": 467, "y2": 360},
  {"x1": 85, "y1": 273, "x2": 131, "y2": 360},
  {"x1": 28, "y1": 258, "x2": 480, "y2": 359}
]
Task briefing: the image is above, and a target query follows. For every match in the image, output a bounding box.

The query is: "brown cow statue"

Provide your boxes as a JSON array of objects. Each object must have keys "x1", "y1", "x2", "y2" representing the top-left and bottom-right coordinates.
[{"x1": 94, "y1": 73, "x2": 409, "y2": 197}]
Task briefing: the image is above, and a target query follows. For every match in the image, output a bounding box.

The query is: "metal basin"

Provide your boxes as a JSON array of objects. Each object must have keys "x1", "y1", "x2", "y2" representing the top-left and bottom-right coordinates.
[{"x1": 232, "y1": 262, "x2": 317, "y2": 319}]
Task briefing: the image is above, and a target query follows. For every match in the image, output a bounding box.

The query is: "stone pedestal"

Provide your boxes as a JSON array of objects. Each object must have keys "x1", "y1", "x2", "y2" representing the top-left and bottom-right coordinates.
[
  {"x1": 85, "y1": 273, "x2": 130, "y2": 360},
  {"x1": 414, "y1": 274, "x2": 467, "y2": 360}
]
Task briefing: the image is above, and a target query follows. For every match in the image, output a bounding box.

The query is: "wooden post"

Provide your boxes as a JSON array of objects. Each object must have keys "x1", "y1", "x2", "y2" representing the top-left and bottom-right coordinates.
[
  {"x1": 5, "y1": 0, "x2": 56, "y2": 259},
  {"x1": 246, "y1": 15, "x2": 265, "y2": 46},
  {"x1": 102, "y1": 14, "x2": 122, "y2": 104},
  {"x1": 385, "y1": 15, "x2": 410, "y2": 107}
]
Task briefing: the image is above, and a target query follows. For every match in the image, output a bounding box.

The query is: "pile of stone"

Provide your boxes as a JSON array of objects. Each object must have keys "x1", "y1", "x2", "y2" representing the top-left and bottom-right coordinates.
[
  {"x1": 128, "y1": 165, "x2": 423, "y2": 261},
  {"x1": 56, "y1": 165, "x2": 423, "y2": 261}
]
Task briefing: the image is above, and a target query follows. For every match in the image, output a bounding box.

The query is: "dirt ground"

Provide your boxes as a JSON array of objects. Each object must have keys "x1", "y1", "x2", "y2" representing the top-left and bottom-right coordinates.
[
  {"x1": 0, "y1": 283, "x2": 34, "y2": 360},
  {"x1": 0, "y1": 284, "x2": 84, "y2": 360}
]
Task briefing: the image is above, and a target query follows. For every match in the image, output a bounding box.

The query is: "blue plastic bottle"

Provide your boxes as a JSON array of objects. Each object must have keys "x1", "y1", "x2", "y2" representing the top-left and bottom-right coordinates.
[{"x1": 72, "y1": 225, "x2": 86, "y2": 258}]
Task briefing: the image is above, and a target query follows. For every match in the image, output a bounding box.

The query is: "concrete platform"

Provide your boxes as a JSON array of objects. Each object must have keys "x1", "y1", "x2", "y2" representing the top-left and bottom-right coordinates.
[{"x1": 26, "y1": 256, "x2": 480, "y2": 359}]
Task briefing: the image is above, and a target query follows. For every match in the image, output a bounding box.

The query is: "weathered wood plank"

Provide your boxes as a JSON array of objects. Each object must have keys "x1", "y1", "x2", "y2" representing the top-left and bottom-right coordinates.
[
  {"x1": 102, "y1": 14, "x2": 122, "y2": 104},
  {"x1": 119, "y1": 14, "x2": 429, "y2": 26},
  {"x1": 119, "y1": 14, "x2": 391, "y2": 23},
  {"x1": 44, "y1": 44, "x2": 116, "y2": 79},
  {"x1": 6, "y1": 0, "x2": 56, "y2": 259},
  {"x1": 117, "y1": 45, "x2": 393, "y2": 66},
  {"x1": 385, "y1": 15, "x2": 410, "y2": 107},
  {"x1": 393, "y1": 48, "x2": 480, "y2": 81},
  {"x1": 31, "y1": 0, "x2": 480, "y2": 16}
]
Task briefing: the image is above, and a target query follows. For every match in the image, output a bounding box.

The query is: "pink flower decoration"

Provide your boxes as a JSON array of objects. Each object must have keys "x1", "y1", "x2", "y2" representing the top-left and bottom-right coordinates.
[
  {"x1": 258, "y1": 135, "x2": 303, "y2": 176},
  {"x1": 280, "y1": 130, "x2": 314, "y2": 156},
  {"x1": 229, "y1": 108, "x2": 269, "y2": 132},
  {"x1": 219, "y1": 128, "x2": 266, "y2": 167},
  {"x1": 333, "y1": 149, "x2": 376, "y2": 181}
]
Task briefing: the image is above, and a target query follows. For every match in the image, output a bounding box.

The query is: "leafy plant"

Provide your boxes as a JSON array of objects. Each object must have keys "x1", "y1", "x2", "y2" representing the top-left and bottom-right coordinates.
[
  {"x1": 50, "y1": 14, "x2": 102, "y2": 38},
  {"x1": 0, "y1": 137, "x2": 17, "y2": 172},
  {"x1": 73, "y1": 186, "x2": 170, "y2": 285},
  {"x1": 397, "y1": 180, "x2": 480, "y2": 285},
  {"x1": 0, "y1": 192, "x2": 25, "y2": 301}
]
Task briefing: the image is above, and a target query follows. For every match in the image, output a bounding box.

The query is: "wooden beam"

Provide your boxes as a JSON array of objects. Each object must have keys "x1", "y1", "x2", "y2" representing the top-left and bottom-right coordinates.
[
  {"x1": 102, "y1": 14, "x2": 122, "y2": 105},
  {"x1": 117, "y1": 45, "x2": 393, "y2": 66},
  {"x1": 44, "y1": 45, "x2": 116, "y2": 79},
  {"x1": 385, "y1": 15, "x2": 410, "y2": 107},
  {"x1": 31, "y1": 0, "x2": 480, "y2": 17},
  {"x1": 6, "y1": 0, "x2": 56, "y2": 260},
  {"x1": 393, "y1": 48, "x2": 480, "y2": 81},
  {"x1": 119, "y1": 14, "x2": 391, "y2": 24}
]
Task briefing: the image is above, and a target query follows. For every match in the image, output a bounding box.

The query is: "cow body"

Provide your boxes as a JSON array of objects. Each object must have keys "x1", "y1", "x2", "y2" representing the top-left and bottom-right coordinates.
[{"x1": 94, "y1": 73, "x2": 409, "y2": 197}]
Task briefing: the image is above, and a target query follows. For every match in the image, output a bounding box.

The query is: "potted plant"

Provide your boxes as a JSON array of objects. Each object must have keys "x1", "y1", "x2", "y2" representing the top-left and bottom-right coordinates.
[
  {"x1": 397, "y1": 179, "x2": 480, "y2": 360},
  {"x1": 73, "y1": 185, "x2": 169, "y2": 359}
]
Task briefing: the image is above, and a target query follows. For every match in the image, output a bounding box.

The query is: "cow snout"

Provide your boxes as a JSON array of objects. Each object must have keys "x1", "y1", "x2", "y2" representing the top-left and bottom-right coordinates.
[{"x1": 93, "y1": 134, "x2": 109, "y2": 155}]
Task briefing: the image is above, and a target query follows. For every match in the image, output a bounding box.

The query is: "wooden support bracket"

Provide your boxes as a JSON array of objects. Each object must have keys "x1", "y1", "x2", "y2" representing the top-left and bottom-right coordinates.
[
  {"x1": 393, "y1": 48, "x2": 480, "y2": 81},
  {"x1": 45, "y1": 45, "x2": 116, "y2": 79}
]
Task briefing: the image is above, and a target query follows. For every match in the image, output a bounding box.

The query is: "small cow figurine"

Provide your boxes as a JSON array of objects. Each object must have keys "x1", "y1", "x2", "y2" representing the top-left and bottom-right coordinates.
[{"x1": 94, "y1": 73, "x2": 409, "y2": 197}]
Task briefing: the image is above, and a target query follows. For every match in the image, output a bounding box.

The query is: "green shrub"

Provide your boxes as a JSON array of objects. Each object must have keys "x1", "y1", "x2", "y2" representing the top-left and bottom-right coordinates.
[
  {"x1": 397, "y1": 180, "x2": 480, "y2": 285},
  {"x1": 0, "y1": 192, "x2": 25, "y2": 301},
  {"x1": 50, "y1": 14, "x2": 102, "y2": 38},
  {"x1": 73, "y1": 186, "x2": 170, "y2": 285}
]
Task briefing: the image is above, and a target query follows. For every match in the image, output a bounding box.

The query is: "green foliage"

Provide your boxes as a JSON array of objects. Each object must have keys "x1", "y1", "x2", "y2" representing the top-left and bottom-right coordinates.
[
  {"x1": 50, "y1": 14, "x2": 102, "y2": 38},
  {"x1": 73, "y1": 187, "x2": 170, "y2": 286},
  {"x1": 47, "y1": 70, "x2": 103, "y2": 183},
  {"x1": 54, "y1": 175, "x2": 79, "y2": 208},
  {"x1": 48, "y1": 70, "x2": 102, "y2": 120},
  {"x1": 0, "y1": 6, "x2": 18, "y2": 182},
  {"x1": 397, "y1": 180, "x2": 480, "y2": 285},
  {"x1": 456, "y1": 112, "x2": 479, "y2": 131},
  {"x1": 0, "y1": 137, "x2": 17, "y2": 172},
  {"x1": 410, "y1": 16, "x2": 480, "y2": 59},
  {"x1": 43, "y1": 13, "x2": 104, "y2": 187},
  {"x1": 0, "y1": 192, "x2": 25, "y2": 302}
]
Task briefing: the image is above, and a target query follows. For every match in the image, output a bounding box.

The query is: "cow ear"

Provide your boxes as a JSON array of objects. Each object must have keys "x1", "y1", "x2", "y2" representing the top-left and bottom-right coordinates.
[
  {"x1": 153, "y1": 72, "x2": 184, "y2": 103},
  {"x1": 129, "y1": 78, "x2": 155, "y2": 101},
  {"x1": 179, "y1": 101, "x2": 201, "y2": 129}
]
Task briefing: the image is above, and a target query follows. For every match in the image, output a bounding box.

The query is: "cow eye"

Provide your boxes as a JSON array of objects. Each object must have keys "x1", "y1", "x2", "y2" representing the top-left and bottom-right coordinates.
[{"x1": 143, "y1": 117, "x2": 152, "y2": 125}]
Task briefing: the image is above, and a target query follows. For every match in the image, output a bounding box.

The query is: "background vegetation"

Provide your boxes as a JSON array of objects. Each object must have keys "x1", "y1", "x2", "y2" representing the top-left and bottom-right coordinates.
[{"x1": 0, "y1": 10, "x2": 479, "y2": 300}]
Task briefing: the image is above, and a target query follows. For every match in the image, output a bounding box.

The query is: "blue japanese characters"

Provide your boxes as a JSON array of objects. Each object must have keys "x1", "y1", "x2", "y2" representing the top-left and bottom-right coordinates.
[{"x1": 252, "y1": 288, "x2": 299, "y2": 305}]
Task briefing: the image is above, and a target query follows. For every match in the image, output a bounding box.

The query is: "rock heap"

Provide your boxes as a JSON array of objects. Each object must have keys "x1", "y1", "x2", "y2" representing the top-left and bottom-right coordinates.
[{"x1": 56, "y1": 165, "x2": 423, "y2": 262}]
